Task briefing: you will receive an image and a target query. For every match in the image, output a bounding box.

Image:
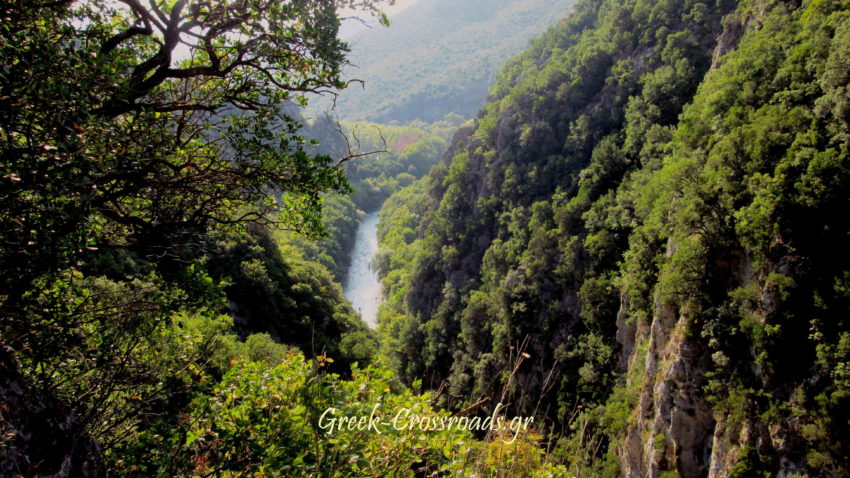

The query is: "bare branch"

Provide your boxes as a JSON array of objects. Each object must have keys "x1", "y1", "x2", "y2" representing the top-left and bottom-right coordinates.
[{"x1": 100, "y1": 24, "x2": 153, "y2": 55}]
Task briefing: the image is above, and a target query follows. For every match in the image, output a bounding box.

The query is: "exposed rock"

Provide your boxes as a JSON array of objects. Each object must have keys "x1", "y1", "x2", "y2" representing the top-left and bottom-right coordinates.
[
  {"x1": 0, "y1": 346, "x2": 107, "y2": 477},
  {"x1": 620, "y1": 299, "x2": 715, "y2": 478},
  {"x1": 710, "y1": 13, "x2": 745, "y2": 71},
  {"x1": 707, "y1": 417, "x2": 745, "y2": 478},
  {"x1": 615, "y1": 295, "x2": 636, "y2": 371}
]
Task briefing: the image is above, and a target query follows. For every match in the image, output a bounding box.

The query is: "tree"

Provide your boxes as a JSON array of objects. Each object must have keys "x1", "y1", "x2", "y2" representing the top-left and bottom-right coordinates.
[
  {"x1": 0, "y1": 0, "x2": 390, "y2": 474},
  {"x1": 1, "y1": 0, "x2": 390, "y2": 299}
]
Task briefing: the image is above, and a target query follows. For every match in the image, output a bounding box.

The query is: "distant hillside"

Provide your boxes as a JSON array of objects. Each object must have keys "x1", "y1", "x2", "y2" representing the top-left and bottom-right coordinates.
[
  {"x1": 311, "y1": 0, "x2": 577, "y2": 123},
  {"x1": 337, "y1": 0, "x2": 420, "y2": 39}
]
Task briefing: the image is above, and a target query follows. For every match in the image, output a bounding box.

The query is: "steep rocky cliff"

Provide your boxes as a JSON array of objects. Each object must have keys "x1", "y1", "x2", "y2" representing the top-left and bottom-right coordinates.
[{"x1": 377, "y1": 0, "x2": 850, "y2": 475}]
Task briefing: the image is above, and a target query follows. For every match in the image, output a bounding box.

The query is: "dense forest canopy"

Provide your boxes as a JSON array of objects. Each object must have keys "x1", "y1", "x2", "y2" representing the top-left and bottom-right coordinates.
[
  {"x1": 375, "y1": 0, "x2": 850, "y2": 475},
  {"x1": 0, "y1": 1, "x2": 560, "y2": 475}
]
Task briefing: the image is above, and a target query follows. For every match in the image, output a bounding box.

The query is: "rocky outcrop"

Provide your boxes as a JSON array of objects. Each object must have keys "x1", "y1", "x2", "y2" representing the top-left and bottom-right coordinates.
[
  {"x1": 0, "y1": 346, "x2": 107, "y2": 477},
  {"x1": 709, "y1": 0, "x2": 775, "y2": 72},
  {"x1": 615, "y1": 3, "x2": 817, "y2": 475},
  {"x1": 620, "y1": 300, "x2": 716, "y2": 478}
]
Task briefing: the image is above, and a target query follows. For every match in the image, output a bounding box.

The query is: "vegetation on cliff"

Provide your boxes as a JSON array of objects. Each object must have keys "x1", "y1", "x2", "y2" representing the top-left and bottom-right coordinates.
[{"x1": 376, "y1": 0, "x2": 850, "y2": 475}]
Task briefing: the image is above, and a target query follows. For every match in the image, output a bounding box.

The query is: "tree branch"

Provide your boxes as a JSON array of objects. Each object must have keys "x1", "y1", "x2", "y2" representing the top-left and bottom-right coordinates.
[{"x1": 100, "y1": 24, "x2": 153, "y2": 55}]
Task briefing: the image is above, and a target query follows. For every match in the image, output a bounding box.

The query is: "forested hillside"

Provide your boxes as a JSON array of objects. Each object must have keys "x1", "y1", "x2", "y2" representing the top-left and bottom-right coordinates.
[
  {"x1": 309, "y1": 0, "x2": 578, "y2": 123},
  {"x1": 309, "y1": 119, "x2": 447, "y2": 205},
  {"x1": 377, "y1": 0, "x2": 850, "y2": 475}
]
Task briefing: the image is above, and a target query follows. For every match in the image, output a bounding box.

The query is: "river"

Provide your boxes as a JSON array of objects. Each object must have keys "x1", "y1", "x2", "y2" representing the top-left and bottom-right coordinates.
[{"x1": 343, "y1": 211, "x2": 382, "y2": 329}]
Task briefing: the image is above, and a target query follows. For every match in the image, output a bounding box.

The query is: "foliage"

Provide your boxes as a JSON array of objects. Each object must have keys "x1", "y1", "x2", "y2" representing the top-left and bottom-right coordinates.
[
  {"x1": 375, "y1": 0, "x2": 850, "y2": 475},
  {"x1": 6, "y1": 0, "x2": 850, "y2": 475},
  {"x1": 175, "y1": 354, "x2": 473, "y2": 477},
  {"x1": 339, "y1": 120, "x2": 448, "y2": 210},
  {"x1": 0, "y1": 0, "x2": 368, "y2": 298},
  {"x1": 379, "y1": 0, "x2": 737, "y2": 418},
  {"x1": 301, "y1": 116, "x2": 450, "y2": 211},
  {"x1": 0, "y1": 0, "x2": 390, "y2": 473},
  {"x1": 277, "y1": 194, "x2": 363, "y2": 281},
  {"x1": 112, "y1": 345, "x2": 570, "y2": 476},
  {"x1": 0, "y1": 2, "x2": 573, "y2": 475},
  {"x1": 204, "y1": 223, "x2": 377, "y2": 373}
]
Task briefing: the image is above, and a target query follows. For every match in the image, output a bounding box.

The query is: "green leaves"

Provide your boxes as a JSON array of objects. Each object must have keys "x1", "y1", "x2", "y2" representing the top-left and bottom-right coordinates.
[
  {"x1": 0, "y1": 0, "x2": 390, "y2": 473},
  {"x1": 180, "y1": 353, "x2": 475, "y2": 477},
  {"x1": 373, "y1": 0, "x2": 850, "y2": 475}
]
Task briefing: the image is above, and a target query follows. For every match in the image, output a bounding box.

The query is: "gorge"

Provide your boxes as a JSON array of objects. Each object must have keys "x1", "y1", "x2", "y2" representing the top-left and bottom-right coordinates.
[{"x1": 3, "y1": 0, "x2": 850, "y2": 476}]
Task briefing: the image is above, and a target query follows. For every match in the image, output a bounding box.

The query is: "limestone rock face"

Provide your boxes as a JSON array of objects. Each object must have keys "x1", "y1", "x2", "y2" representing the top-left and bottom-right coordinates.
[
  {"x1": 0, "y1": 346, "x2": 107, "y2": 477},
  {"x1": 619, "y1": 303, "x2": 715, "y2": 478}
]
